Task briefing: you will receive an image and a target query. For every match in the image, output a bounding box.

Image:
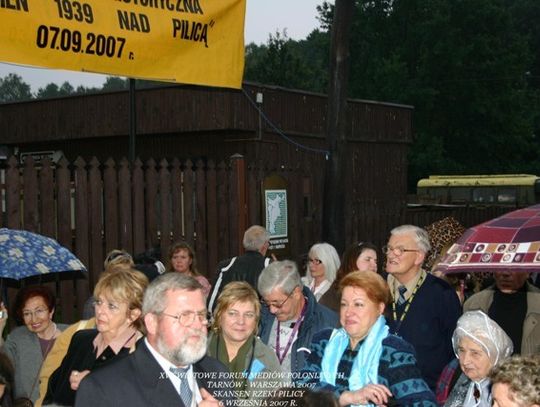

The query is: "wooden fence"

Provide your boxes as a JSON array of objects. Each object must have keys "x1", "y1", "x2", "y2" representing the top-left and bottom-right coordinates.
[{"x1": 0, "y1": 154, "x2": 514, "y2": 323}]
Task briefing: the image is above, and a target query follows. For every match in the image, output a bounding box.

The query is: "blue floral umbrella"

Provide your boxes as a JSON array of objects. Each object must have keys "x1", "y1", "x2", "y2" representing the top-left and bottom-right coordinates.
[{"x1": 0, "y1": 228, "x2": 86, "y2": 280}]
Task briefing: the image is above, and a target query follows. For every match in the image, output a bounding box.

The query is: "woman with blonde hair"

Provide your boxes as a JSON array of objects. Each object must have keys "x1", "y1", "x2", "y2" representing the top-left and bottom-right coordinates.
[
  {"x1": 167, "y1": 241, "x2": 211, "y2": 296},
  {"x1": 44, "y1": 268, "x2": 148, "y2": 406},
  {"x1": 207, "y1": 282, "x2": 282, "y2": 400},
  {"x1": 490, "y1": 355, "x2": 540, "y2": 407}
]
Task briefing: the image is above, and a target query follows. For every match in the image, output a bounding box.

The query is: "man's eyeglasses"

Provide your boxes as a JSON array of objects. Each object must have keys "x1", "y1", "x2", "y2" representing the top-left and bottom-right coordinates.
[
  {"x1": 161, "y1": 311, "x2": 212, "y2": 326},
  {"x1": 382, "y1": 245, "x2": 420, "y2": 257},
  {"x1": 261, "y1": 289, "x2": 296, "y2": 309}
]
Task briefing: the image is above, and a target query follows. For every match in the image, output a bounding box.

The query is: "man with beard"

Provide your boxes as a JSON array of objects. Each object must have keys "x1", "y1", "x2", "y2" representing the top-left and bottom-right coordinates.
[
  {"x1": 75, "y1": 273, "x2": 232, "y2": 407},
  {"x1": 464, "y1": 270, "x2": 540, "y2": 355}
]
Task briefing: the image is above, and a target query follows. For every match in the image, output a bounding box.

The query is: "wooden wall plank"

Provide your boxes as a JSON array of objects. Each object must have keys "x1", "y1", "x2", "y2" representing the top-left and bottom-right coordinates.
[
  {"x1": 88, "y1": 157, "x2": 104, "y2": 288},
  {"x1": 183, "y1": 160, "x2": 194, "y2": 247},
  {"x1": 103, "y1": 158, "x2": 119, "y2": 254},
  {"x1": 118, "y1": 158, "x2": 133, "y2": 254},
  {"x1": 206, "y1": 160, "x2": 218, "y2": 280},
  {"x1": 195, "y1": 160, "x2": 208, "y2": 276},
  {"x1": 132, "y1": 159, "x2": 145, "y2": 256},
  {"x1": 158, "y1": 159, "x2": 171, "y2": 258},
  {"x1": 74, "y1": 157, "x2": 90, "y2": 317},
  {"x1": 56, "y1": 157, "x2": 75, "y2": 322}
]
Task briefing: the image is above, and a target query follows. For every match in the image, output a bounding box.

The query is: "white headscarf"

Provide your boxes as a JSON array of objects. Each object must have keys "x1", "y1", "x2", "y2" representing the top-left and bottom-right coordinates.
[{"x1": 452, "y1": 310, "x2": 513, "y2": 367}]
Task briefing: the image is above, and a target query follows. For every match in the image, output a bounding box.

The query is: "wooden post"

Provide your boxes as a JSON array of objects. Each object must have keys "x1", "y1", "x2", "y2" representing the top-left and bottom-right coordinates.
[
  {"x1": 231, "y1": 154, "x2": 248, "y2": 255},
  {"x1": 322, "y1": 0, "x2": 355, "y2": 254},
  {"x1": 129, "y1": 78, "x2": 136, "y2": 163}
]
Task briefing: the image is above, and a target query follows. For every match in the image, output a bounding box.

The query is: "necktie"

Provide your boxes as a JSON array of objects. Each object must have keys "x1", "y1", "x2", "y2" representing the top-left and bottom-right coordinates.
[
  {"x1": 170, "y1": 366, "x2": 193, "y2": 407},
  {"x1": 397, "y1": 285, "x2": 407, "y2": 305}
]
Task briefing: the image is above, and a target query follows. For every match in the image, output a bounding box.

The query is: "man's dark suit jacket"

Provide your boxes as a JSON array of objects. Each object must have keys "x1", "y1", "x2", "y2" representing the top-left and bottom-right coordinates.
[{"x1": 75, "y1": 340, "x2": 233, "y2": 407}]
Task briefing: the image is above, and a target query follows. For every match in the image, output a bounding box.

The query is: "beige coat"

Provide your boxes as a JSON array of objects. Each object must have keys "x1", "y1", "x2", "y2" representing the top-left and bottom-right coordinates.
[
  {"x1": 463, "y1": 283, "x2": 540, "y2": 355},
  {"x1": 35, "y1": 318, "x2": 96, "y2": 407}
]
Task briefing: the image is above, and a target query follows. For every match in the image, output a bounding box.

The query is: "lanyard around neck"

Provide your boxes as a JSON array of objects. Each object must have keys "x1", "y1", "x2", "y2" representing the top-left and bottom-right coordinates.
[
  {"x1": 275, "y1": 300, "x2": 307, "y2": 364},
  {"x1": 391, "y1": 273, "x2": 425, "y2": 334}
]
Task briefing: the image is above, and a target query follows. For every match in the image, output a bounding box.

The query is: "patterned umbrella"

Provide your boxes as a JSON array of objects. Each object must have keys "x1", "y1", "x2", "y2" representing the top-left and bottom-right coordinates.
[
  {"x1": 424, "y1": 217, "x2": 466, "y2": 271},
  {"x1": 434, "y1": 204, "x2": 540, "y2": 274},
  {"x1": 0, "y1": 228, "x2": 86, "y2": 280}
]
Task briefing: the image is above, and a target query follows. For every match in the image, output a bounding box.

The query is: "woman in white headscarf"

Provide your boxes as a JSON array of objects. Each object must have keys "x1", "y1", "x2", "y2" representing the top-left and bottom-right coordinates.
[{"x1": 441, "y1": 310, "x2": 513, "y2": 407}]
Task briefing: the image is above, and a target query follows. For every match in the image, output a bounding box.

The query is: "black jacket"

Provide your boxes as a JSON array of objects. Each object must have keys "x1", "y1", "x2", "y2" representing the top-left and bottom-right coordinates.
[
  {"x1": 208, "y1": 250, "x2": 271, "y2": 310},
  {"x1": 45, "y1": 329, "x2": 132, "y2": 406},
  {"x1": 75, "y1": 340, "x2": 233, "y2": 407}
]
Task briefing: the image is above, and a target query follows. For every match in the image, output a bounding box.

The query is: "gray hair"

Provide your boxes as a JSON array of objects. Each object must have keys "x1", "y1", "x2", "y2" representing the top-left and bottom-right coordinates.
[
  {"x1": 142, "y1": 272, "x2": 203, "y2": 316},
  {"x1": 452, "y1": 310, "x2": 513, "y2": 367},
  {"x1": 390, "y1": 224, "x2": 431, "y2": 254},
  {"x1": 304, "y1": 242, "x2": 340, "y2": 285},
  {"x1": 258, "y1": 260, "x2": 302, "y2": 297},
  {"x1": 490, "y1": 355, "x2": 540, "y2": 405},
  {"x1": 243, "y1": 225, "x2": 270, "y2": 251}
]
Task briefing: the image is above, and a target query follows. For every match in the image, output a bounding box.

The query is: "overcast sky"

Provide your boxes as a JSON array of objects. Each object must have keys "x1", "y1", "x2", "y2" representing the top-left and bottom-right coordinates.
[{"x1": 0, "y1": 0, "x2": 329, "y2": 92}]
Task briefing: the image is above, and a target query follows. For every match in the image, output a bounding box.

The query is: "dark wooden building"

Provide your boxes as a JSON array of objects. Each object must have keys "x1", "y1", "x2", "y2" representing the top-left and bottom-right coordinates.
[
  {"x1": 1, "y1": 84, "x2": 515, "y2": 322},
  {"x1": 0, "y1": 81, "x2": 414, "y2": 208},
  {"x1": 0, "y1": 81, "x2": 416, "y2": 255},
  {"x1": 0, "y1": 81, "x2": 416, "y2": 268},
  {"x1": 0, "y1": 82, "x2": 412, "y2": 164}
]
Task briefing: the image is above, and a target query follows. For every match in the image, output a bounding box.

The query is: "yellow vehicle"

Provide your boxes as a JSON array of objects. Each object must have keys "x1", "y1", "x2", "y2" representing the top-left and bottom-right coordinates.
[{"x1": 416, "y1": 174, "x2": 540, "y2": 206}]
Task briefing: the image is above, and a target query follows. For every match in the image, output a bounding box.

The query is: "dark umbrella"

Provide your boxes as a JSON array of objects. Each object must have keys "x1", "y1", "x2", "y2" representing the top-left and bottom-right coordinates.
[
  {"x1": 0, "y1": 228, "x2": 86, "y2": 282},
  {"x1": 434, "y1": 204, "x2": 540, "y2": 274}
]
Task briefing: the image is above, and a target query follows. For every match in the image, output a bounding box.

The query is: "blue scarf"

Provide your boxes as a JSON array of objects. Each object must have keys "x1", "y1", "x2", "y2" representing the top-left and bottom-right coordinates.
[{"x1": 320, "y1": 316, "x2": 389, "y2": 406}]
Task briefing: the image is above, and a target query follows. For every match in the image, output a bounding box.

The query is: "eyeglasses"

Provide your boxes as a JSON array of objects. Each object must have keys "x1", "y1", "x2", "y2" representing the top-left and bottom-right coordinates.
[
  {"x1": 382, "y1": 245, "x2": 420, "y2": 257},
  {"x1": 225, "y1": 310, "x2": 256, "y2": 321},
  {"x1": 22, "y1": 308, "x2": 49, "y2": 320},
  {"x1": 161, "y1": 311, "x2": 212, "y2": 326},
  {"x1": 308, "y1": 258, "x2": 322, "y2": 265},
  {"x1": 261, "y1": 289, "x2": 296, "y2": 309},
  {"x1": 93, "y1": 299, "x2": 123, "y2": 313}
]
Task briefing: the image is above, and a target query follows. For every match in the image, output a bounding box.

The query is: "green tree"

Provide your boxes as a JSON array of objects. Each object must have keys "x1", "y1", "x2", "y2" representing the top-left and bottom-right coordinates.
[
  {"x1": 244, "y1": 30, "x2": 317, "y2": 90},
  {"x1": 317, "y1": 0, "x2": 540, "y2": 188},
  {"x1": 102, "y1": 76, "x2": 128, "y2": 91},
  {"x1": 36, "y1": 81, "x2": 80, "y2": 98},
  {"x1": 0, "y1": 73, "x2": 33, "y2": 102}
]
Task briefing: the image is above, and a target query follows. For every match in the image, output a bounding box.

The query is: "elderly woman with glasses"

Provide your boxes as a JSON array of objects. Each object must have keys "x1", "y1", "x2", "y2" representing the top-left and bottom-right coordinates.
[
  {"x1": 0, "y1": 286, "x2": 68, "y2": 403},
  {"x1": 436, "y1": 310, "x2": 513, "y2": 407},
  {"x1": 207, "y1": 282, "x2": 283, "y2": 399},
  {"x1": 44, "y1": 268, "x2": 148, "y2": 406},
  {"x1": 302, "y1": 243, "x2": 340, "y2": 303},
  {"x1": 298, "y1": 271, "x2": 437, "y2": 406}
]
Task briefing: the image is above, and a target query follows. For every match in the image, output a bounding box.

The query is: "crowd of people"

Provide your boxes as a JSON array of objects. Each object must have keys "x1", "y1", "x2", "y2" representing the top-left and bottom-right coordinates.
[{"x1": 0, "y1": 223, "x2": 538, "y2": 407}]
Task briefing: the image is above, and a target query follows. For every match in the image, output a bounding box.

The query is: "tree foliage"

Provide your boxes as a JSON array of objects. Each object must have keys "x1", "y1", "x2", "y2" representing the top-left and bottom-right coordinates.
[
  {"x1": 102, "y1": 76, "x2": 128, "y2": 91},
  {"x1": 244, "y1": 30, "x2": 328, "y2": 92},
  {"x1": 244, "y1": 0, "x2": 540, "y2": 188},
  {"x1": 0, "y1": 73, "x2": 33, "y2": 102}
]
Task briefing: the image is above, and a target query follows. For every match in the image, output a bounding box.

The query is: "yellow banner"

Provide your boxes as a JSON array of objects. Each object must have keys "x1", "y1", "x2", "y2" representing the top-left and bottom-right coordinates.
[{"x1": 0, "y1": 0, "x2": 246, "y2": 89}]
